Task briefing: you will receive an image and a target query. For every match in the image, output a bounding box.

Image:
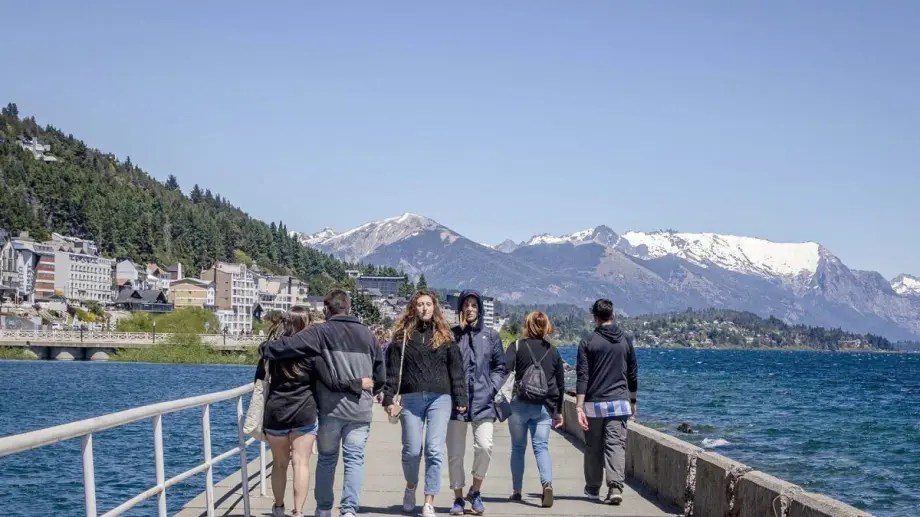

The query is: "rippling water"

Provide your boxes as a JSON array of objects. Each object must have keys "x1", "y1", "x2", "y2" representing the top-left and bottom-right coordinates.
[
  {"x1": 1, "y1": 349, "x2": 918, "y2": 516},
  {"x1": 557, "y1": 347, "x2": 920, "y2": 517}
]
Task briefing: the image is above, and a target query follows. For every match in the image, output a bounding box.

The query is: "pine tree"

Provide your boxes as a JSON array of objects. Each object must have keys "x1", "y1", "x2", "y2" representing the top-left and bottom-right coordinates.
[
  {"x1": 191, "y1": 184, "x2": 203, "y2": 203},
  {"x1": 165, "y1": 174, "x2": 180, "y2": 191},
  {"x1": 417, "y1": 273, "x2": 428, "y2": 290}
]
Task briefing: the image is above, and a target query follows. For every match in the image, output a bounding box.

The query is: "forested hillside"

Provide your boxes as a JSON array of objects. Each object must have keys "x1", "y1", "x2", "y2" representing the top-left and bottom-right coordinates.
[
  {"x1": 0, "y1": 103, "x2": 398, "y2": 293},
  {"x1": 500, "y1": 304, "x2": 896, "y2": 350}
]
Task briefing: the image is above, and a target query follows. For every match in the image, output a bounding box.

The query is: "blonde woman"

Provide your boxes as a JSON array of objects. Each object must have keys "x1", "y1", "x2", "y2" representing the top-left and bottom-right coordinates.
[{"x1": 383, "y1": 290, "x2": 468, "y2": 517}]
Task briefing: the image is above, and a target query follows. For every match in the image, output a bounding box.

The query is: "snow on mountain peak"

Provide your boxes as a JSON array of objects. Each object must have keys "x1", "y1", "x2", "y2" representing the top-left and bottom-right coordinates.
[
  {"x1": 524, "y1": 225, "x2": 620, "y2": 248},
  {"x1": 304, "y1": 213, "x2": 456, "y2": 262},
  {"x1": 892, "y1": 274, "x2": 920, "y2": 297},
  {"x1": 620, "y1": 231, "x2": 822, "y2": 277}
]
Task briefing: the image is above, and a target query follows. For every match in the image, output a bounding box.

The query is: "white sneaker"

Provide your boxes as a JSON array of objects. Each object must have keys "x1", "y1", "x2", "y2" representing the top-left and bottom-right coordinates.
[
  {"x1": 402, "y1": 487, "x2": 417, "y2": 513},
  {"x1": 272, "y1": 506, "x2": 285, "y2": 517},
  {"x1": 421, "y1": 503, "x2": 437, "y2": 517},
  {"x1": 340, "y1": 513, "x2": 356, "y2": 517}
]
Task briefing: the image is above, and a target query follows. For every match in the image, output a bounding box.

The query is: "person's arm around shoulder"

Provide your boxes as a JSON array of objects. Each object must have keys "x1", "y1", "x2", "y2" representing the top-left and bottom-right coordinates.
[
  {"x1": 447, "y1": 341, "x2": 469, "y2": 413},
  {"x1": 310, "y1": 355, "x2": 367, "y2": 395},
  {"x1": 575, "y1": 337, "x2": 590, "y2": 431},
  {"x1": 259, "y1": 325, "x2": 321, "y2": 360}
]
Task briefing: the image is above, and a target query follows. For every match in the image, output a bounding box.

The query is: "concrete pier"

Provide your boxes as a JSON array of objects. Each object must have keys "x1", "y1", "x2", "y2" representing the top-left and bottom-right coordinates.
[
  {"x1": 179, "y1": 405, "x2": 679, "y2": 517},
  {"x1": 181, "y1": 395, "x2": 873, "y2": 517}
]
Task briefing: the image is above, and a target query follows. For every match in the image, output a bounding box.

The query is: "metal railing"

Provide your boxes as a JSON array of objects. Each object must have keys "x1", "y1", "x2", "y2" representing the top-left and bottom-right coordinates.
[
  {"x1": 0, "y1": 329, "x2": 264, "y2": 345},
  {"x1": 0, "y1": 384, "x2": 266, "y2": 517}
]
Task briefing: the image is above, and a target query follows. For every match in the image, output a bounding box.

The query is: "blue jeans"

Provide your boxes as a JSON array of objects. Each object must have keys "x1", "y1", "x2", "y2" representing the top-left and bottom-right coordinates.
[
  {"x1": 400, "y1": 392, "x2": 452, "y2": 496},
  {"x1": 508, "y1": 399, "x2": 553, "y2": 491},
  {"x1": 315, "y1": 415, "x2": 371, "y2": 514}
]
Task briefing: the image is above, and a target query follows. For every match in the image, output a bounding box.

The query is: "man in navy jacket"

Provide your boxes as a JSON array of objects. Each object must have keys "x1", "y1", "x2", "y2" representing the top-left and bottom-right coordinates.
[{"x1": 446, "y1": 290, "x2": 506, "y2": 515}]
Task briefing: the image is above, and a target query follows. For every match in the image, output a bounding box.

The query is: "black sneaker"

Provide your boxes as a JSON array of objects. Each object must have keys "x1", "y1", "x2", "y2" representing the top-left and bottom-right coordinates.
[
  {"x1": 541, "y1": 483, "x2": 554, "y2": 508},
  {"x1": 509, "y1": 492, "x2": 523, "y2": 502},
  {"x1": 584, "y1": 486, "x2": 601, "y2": 501},
  {"x1": 604, "y1": 483, "x2": 624, "y2": 505}
]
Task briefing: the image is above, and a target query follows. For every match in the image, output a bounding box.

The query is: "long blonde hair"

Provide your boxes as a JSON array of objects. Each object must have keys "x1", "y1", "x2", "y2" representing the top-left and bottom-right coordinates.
[{"x1": 393, "y1": 290, "x2": 453, "y2": 348}]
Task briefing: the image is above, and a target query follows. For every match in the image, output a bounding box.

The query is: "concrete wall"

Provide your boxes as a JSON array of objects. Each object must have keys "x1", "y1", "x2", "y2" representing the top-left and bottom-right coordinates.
[{"x1": 560, "y1": 395, "x2": 872, "y2": 517}]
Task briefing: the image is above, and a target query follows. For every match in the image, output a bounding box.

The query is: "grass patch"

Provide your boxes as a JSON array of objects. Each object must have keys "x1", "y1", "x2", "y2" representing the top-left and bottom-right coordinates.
[
  {"x1": 0, "y1": 347, "x2": 34, "y2": 360},
  {"x1": 113, "y1": 334, "x2": 259, "y2": 365},
  {"x1": 116, "y1": 307, "x2": 220, "y2": 334}
]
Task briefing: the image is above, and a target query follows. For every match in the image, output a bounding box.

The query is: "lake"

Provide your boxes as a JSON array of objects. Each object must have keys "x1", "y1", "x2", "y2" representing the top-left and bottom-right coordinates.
[{"x1": 1, "y1": 348, "x2": 918, "y2": 516}]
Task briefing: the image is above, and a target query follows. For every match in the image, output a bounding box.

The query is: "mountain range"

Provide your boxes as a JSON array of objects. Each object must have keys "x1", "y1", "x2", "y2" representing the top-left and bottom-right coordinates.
[{"x1": 294, "y1": 213, "x2": 920, "y2": 340}]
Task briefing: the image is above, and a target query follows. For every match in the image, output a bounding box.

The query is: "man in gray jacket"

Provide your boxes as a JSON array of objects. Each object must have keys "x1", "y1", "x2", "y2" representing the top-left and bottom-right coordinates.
[{"x1": 261, "y1": 289, "x2": 385, "y2": 517}]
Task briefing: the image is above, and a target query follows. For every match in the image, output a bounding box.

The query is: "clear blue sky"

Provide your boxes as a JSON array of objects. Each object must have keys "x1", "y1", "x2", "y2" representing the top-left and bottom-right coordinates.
[{"x1": 3, "y1": 1, "x2": 918, "y2": 278}]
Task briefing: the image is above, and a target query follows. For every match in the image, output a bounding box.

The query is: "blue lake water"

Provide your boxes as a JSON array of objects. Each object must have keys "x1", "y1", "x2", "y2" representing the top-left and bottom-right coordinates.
[{"x1": 1, "y1": 349, "x2": 918, "y2": 516}]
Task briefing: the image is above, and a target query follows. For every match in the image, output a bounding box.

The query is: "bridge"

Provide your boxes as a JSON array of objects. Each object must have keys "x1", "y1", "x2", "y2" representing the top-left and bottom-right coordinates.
[
  {"x1": 0, "y1": 383, "x2": 869, "y2": 517},
  {"x1": 0, "y1": 329, "x2": 262, "y2": 360}
]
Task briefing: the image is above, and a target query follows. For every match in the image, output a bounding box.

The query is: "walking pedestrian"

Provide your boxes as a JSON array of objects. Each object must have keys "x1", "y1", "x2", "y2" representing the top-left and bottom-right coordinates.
[
  {"x1": 504, "y1": 311, "x2": 565, "y2": 508},
  {"x1": 447, "y1": 290, "x2": 506, "y2": 515},
  {"x1": 576, "y1": 299, "x2": 638, "y2": 505},
  {"x1": 383, "y1": 290, "x2": 468, "y2": 517},
  {"x1": 261, "y1": 290, "x2": 385, "y2": 517}
]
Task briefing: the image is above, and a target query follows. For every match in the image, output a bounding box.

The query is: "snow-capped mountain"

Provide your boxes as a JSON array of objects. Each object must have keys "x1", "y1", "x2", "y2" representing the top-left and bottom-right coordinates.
[
  {"x1": 299, "y1": 214, "x2": 920, "y2": 340},
  {"x1": 292, "y1": 228, "x2": 338, "y2": 246},
  {"x1": 892, "y1": 274, "x2": 920, "y2": 297}
]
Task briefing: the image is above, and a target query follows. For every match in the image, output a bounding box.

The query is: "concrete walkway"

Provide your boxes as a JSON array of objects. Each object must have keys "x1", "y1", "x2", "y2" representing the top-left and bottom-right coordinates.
[{"x1": 179, "y1": 407, "x2": 679, "y2": 517}]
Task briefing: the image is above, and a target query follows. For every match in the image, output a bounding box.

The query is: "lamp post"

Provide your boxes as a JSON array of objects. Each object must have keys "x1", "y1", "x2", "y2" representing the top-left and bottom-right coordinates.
[{"x1": 153, "y1": 319, "x2": 157, "y2": 345}]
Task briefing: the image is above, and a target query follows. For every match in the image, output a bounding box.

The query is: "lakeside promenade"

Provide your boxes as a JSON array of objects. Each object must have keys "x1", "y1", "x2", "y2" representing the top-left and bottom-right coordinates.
[{"x1": 178, "y1": 405, "x2": 678, "y2": 517}]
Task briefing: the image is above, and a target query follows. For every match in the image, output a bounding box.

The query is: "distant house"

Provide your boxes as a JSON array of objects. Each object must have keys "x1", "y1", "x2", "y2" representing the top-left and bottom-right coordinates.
[
  {"x1": 114, "y1": 288, "x2": 172, "y2": 313},
  {"x1": 168, "y1": 278, "x2": 215, "y2": 310},
  {"x1": 17, "y1": 137, "x2": 59, "y2": 162}
]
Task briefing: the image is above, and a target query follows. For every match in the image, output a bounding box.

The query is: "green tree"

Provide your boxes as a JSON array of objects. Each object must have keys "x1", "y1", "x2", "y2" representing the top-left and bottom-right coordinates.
[
  {"x1": 165, "y1": 174, "x2": 180, "y2": 191},
  {"x1": 190, "y1": 184, "x2": 203, "y2": 203},
  {"x1": 398, "y1": 277, "x2": 415, "y2": 297},
  {"x1": 352, "y1": 291, "x2": 381, "y2": 324},
  {"x1": 417, "y1": 273, "x2": 428, "y2": 291}
]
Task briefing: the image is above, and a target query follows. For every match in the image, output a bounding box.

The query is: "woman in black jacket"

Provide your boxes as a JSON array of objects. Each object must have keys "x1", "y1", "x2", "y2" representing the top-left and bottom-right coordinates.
[
  {"x1": 382, "y1": 290, "x2": 468, "y2": 517},
  {"x1": 503, "y1": 311, "x2": 566, "y2": 508}
]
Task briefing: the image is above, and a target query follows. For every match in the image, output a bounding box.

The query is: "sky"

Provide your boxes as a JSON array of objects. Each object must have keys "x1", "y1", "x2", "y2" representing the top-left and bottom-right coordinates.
[{"x1": 2, "y1": 1, "x2": 918, "y2": 278}]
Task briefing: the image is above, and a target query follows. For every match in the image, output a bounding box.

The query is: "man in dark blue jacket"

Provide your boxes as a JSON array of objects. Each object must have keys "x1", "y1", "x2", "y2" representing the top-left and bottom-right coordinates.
[{"x1": 446, "y1": 290, "x2": 506, "y2": 515}]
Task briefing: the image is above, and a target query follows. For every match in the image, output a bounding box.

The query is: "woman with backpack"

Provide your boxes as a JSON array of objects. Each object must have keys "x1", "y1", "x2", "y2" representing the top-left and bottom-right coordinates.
[{"x1": 503, "y1": 311, "x2": 566, "y2": 508}]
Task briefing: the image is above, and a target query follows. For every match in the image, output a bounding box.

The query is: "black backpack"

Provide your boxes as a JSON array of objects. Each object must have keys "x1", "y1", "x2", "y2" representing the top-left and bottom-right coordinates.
[{"x1": 515, "y1": 341, "x2": 552, "y2": 402}]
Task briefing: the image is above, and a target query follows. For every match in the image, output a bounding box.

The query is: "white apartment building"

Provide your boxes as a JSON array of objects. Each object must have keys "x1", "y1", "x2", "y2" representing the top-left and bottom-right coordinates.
[
  {"x1": 201, "y1": 262, "x2": 256, "y2": 333},
  {"x1": 257, "y1": 275, "x2": 309, "y2": 314},
  {"x1": 54, "y1": 251, "x2": 114, "y2": 303}
]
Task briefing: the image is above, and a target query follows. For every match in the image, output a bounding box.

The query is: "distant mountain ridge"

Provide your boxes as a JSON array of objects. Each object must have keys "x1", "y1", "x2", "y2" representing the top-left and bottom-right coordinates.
[{"x1": 296, "y1": 214, "x2": 920, "y2": 340}]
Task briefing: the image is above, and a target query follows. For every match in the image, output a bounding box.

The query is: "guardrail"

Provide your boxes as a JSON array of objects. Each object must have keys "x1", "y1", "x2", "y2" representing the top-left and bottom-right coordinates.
[
  {"x1": 0, "y1": 384, "x2": 266, "y2": 517},
  {"x1": 0, "y1": 329, "x2": 263, "y2": 345}
]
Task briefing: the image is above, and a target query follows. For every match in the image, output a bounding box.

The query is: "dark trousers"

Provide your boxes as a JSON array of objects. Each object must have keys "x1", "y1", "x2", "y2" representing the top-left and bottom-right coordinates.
[{"x1": 584, "y1": 416, "x2": 628, "y2": 489}]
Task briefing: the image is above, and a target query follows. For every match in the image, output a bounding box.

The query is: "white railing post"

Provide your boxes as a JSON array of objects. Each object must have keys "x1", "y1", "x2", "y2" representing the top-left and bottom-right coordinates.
[
  {"x1": 202, "y1": 404, "x2": 215, "y2": 517},
  {"x1": 259, "y1": 441, "x2": 266, "y2": 497},
  {"x1": 153, "y1": 414, "x2": 167, "y2": 517},
  {"x1": 82, "y1": 434, "x2": 98, "y2": 517},
  {"x1": 236, "y1": 396, "x2": 252, "y2": 517}
]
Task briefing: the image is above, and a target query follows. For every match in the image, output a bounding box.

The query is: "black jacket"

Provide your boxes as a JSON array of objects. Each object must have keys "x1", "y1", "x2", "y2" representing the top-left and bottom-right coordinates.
[
  {"x1": 504, "y1": 338, "x2": 566, "y2": 415},
  {"x1": 576, "y1": 324, "x2": 638, "y2": 402},
  {"x1": 382, "y1": 323, "x2": 468, "y2": 408}
]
